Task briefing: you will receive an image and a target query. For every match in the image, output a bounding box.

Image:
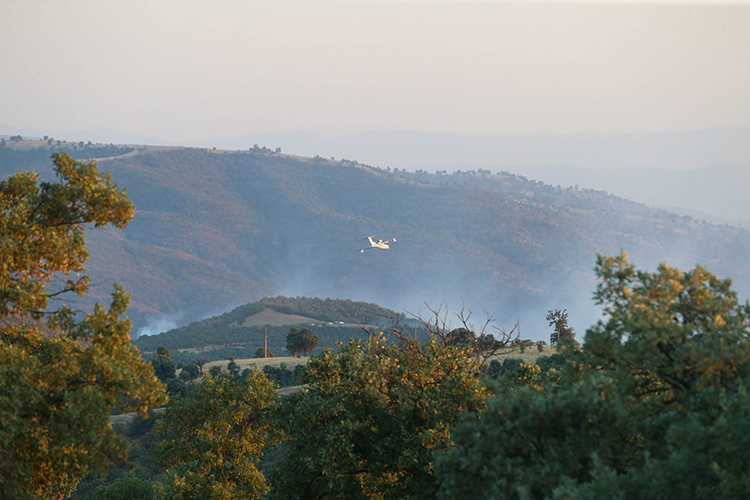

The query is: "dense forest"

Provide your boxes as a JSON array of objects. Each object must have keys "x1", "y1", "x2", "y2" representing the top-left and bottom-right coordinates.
[
  {"x1": 217, "y1": 296, "x2": 401, "y2": 326},
  {"x1": 3, "y1": 141, "x2": 750, "y2": 336}
]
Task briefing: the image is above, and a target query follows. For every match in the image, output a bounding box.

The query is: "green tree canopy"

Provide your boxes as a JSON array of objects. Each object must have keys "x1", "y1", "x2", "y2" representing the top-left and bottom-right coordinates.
[
  {"x1": 285, "y1": 327, "x2": 318, "y2": 357},
  {"x1": 0, "y1": 152, "x2": 134, "y2": 319},
  {"x1": 269, "y1": 330, "x2": 490, "y2": 500},
  {"x1": 178, "y1": 363, "x2": 201, "y2": 381},
  {"x1": 435, "y1": 252, "x2": 750, "y2": 499},
  {"x1": 547, "y1": 308, "x2": 575, "y2": 345},
  {"x1": 150, "y1": 346, "x2": 176, "y2": 382},
  {"x1": 155, "y1": 368, "x2": 281, "y2": 500},
  {"x1": 254, "y1": 347, "x2": 274, "y2": 358},
  {"x1": 0, "y1": 153, "x2": 166, "y2": 499},
  {"x1": 82, "y1": 471, "x2": 154, "y2": 500}
]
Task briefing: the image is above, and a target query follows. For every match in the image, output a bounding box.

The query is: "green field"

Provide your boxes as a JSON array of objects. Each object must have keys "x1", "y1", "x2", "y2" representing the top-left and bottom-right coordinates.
[
  {"x1": 203, "y1": 355, "x2": 309, "y2": 373},
  {"x1": 199, "y1": 344, "x2": 559, "y2": 376},
  {"x1": 491, "y1": 344, "x2": 559, "y2": 364}
]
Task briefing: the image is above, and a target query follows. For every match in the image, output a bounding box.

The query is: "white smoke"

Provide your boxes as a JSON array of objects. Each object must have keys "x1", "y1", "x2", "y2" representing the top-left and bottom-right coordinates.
[{"x1": 134, "y1": 312, "x2": 184, "y2": 339}]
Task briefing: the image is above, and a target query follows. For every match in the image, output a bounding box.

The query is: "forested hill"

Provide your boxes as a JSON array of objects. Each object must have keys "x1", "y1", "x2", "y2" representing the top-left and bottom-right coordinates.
[
  {"x1": 219, "y1": 296, "x2": 401, "y2": 325},
  {"x1": 133, "y1": 296, "x2": 400, "y2": 362},
  {"x1": 3, "y1": 140, "x2": 750, "y2": 337}
]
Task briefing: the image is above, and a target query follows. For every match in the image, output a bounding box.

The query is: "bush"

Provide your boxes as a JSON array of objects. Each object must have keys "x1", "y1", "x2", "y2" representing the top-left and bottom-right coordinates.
[
  {"x1": 178, "y1": 364, "x2": 200, "y2": 381},
  {"x1": 83, "y1": 471, "x2": 154, "y2": 500},
  {"x1": 255, "y1": 347, "x2": 275, "y2": 358}
]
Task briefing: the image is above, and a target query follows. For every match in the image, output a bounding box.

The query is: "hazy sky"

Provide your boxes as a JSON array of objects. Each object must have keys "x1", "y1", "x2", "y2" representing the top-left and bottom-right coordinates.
[{"x1": 3, "y1": 0, "x2": 750, "y2": 141}]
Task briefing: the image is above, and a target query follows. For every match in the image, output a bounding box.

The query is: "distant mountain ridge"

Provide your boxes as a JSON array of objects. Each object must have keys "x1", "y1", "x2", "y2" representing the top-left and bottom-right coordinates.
[
  {"x1": 4, "y1": 124, "x2": 750, "y2": 171},
  {"x1": 507, "y1": 163, "x2": 750, "y2": 223},
  {"x1": 6, "y1": 126, "x2": 750, "y2": 225},
  {"x1": 3, "y1": 140, "x2": 750, "y2": 339},
  {"x1": 186, "y1": 127, "x2": 750, "y2": 173}
]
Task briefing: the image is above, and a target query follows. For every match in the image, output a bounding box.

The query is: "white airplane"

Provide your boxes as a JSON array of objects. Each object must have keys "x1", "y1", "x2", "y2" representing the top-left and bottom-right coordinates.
[{"x1": 359, "y1": 236, "x2": 397, "y2": 253}]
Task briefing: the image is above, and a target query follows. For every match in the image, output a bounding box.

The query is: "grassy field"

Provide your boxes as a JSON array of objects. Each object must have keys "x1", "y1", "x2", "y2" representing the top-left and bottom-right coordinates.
[
  {"x1": 203, "y1": 355, "x2": 309, "y2": 373},
  {"x1": 240, "y1": 309, "x2": 320, "y2": 327},
  {"x1": 239, "y1": 308, "x2": 368, "y2": 329},
  {"x1": 200, "y1": 344, "x2": 560, "y2": 375},
  {"x1": 489, "y1": 344, "x2": 560, "y2": 364}
]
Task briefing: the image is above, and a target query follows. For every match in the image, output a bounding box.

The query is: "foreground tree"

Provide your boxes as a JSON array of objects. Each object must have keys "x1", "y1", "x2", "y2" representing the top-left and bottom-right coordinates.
[
  {"x1": 268, "y1": 318, "x2": 512, "y2": 500},
  {"x1": 436, "y1": 252, "x2": 750, "y2": 499},
  {"x1": 155, "y1": 368, "x2": 281, "y2": 500},
  {"x1": 0, "y1": 153, "x2": 166, "y2": 499}
]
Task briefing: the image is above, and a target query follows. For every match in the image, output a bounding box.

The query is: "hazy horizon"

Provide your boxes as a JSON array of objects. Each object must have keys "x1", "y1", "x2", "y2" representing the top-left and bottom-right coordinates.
[{"x1": 3, "y1": 1, "x2": 749, "y2": 142}]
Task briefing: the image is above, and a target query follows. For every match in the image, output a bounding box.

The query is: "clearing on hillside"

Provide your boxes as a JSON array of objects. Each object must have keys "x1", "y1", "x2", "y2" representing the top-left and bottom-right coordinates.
[{"x1": 240, "y1": 308, "x2": 326, "y2": 327}]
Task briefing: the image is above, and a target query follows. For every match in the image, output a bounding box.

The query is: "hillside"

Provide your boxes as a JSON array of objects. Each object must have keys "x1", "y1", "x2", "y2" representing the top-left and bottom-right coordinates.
[
  {"x1": 133, "y1": 296, "x2": 400, "y2": 363},
  {"x1": 3, "y1": 140, "x2": 750, "y2": 338}
]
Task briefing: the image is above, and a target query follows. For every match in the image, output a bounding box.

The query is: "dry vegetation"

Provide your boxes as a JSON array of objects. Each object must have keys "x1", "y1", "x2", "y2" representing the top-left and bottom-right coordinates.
[{"x1": 203, "y1": 355, "x2": 309, "y2": 373}]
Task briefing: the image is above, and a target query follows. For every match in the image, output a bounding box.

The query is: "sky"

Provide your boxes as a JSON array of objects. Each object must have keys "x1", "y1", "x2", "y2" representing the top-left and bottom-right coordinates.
[{"x1": 2, "y1": 0, "x2": 750, "y2": 142}]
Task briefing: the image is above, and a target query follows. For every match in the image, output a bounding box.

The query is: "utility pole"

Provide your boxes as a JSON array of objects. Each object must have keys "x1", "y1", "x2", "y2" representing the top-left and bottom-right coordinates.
[{"x1": 265, "y1": 328, "x2": 268, "y2": 358}]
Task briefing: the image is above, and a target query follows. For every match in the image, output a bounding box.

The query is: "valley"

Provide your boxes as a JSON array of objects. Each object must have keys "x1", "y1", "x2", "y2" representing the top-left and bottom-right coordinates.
[{"x1": 3, "y1": 139, "x2": 750, "y2": 339}]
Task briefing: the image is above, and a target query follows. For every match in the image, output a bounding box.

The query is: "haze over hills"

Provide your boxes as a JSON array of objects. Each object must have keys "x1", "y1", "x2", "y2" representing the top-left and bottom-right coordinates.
[
  {"x1": 187, "y1": 127, "x2": 750, "y2": 172},
  {"x1": 5, "y1": 124, "x2": 750, "y2": 225},
  {"x1": 132, "y1": 296, "x2": 402, "y2": 363},
  {"x1": 507, "y1": 163, "x2": 750, "y2": 225},
  {"x1": 3, "y1": 138, "x2": 750, "y2": 341},
  {"x1": 5, "y1": 124, "x2": 750, "y2": 171}
]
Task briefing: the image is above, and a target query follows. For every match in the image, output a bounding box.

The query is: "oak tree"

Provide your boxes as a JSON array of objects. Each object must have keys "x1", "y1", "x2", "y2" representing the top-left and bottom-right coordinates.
[
  {"x1": 269, "y1": 328, "x2": 493, "y2": 500},
  {"x1": 155, "y1": 368, "x2": 281, "y2": 500},
  {"x1": 436, "y1": 253, "x2": 750, "y2": 499},
  {"x1": 285, "y1": 327, "x2": 318, "y2": 357},
  {"x1": 0, "y1": 153, "x2": 167, "y2": 499}
]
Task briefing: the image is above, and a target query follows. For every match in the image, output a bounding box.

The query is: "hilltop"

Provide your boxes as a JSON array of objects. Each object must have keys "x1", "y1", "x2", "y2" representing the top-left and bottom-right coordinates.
[
  {"x1": 3, "y1": 139, "x2": 750, "y2": 337},
  {"x1": 133, "y1": 296, "x2": 401, "y2": 363}
]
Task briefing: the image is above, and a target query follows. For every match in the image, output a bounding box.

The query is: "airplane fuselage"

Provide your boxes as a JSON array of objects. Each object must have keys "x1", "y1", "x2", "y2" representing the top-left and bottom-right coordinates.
[{"x1": 359, "y1": 235, "x2": 397, "y2": 253}]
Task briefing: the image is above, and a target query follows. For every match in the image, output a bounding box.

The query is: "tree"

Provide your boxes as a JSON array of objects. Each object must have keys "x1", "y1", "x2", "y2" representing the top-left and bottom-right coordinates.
[
  {"x1": 255, "y1": 347, "x2": 274, "y2": 358},
  {"x1": 227, "y1": 356, "x2": 240, "y2": 377},
  {"x1": 1, "y1": 152, "x2": 134, "y2": 318},
  {"x1": 178, "y1": 363, "x2": 201, "y2": 381},
  {"x1": 0, "y1": 153, "x2": 166, "y2": 499},
  {"x1": 435, "y1": 252, "x2": 750, "y2": 499},
  {"x1": 547, "y1": 308, "x2": 575, "y2": 345},
  {"x1": 445, "y1": 327, "x2": 473, "y2": 346},
  {"x1": 155, "y1": 368, "x2": 281, "y2": 500},
  {"x1": 268, "y1": 329, "x2": 492, "y2": 500},
  {"x1": 285, "y1": 327, "x2": 318, "y2": 357},
  {"x1": 150, "y1": 346, "x2": 176, "y2": 382},
  {"x1": 83, "y1": 471, "x2": 154, "y2": 500},
  {"x1": 195, "y1": 356, "x2": 207, "y2": 373},
  {"x1": 262, "y1": 363, "x2": 303, "y2": 388}
]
